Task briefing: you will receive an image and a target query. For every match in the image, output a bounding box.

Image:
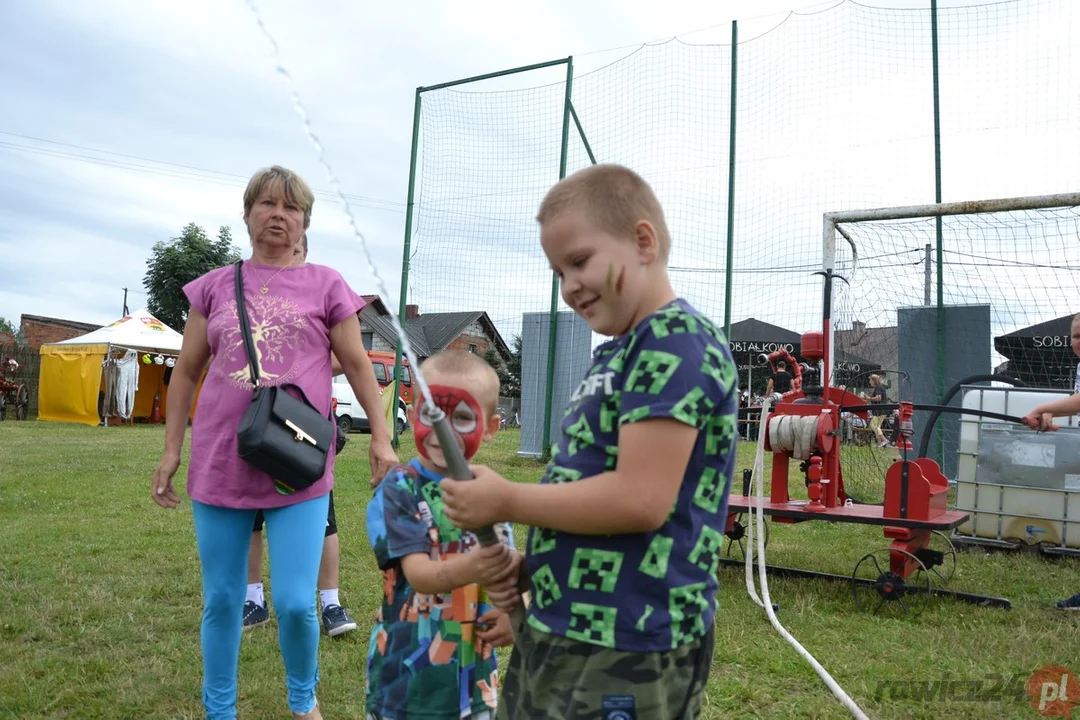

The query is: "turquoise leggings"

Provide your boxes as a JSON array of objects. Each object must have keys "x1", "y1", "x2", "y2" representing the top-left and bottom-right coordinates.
[{"x1": 191, "y1": 493, "x2": 329, "y2": 719}]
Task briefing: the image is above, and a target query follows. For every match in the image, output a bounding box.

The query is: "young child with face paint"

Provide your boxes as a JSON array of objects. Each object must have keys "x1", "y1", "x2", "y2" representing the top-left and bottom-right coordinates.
[
  {"x1": 364, "y1": 350, "x2": 518, "y2": 720},
  {"x1": 441, "y1": 163, "x2": 739, "y2": 719}
]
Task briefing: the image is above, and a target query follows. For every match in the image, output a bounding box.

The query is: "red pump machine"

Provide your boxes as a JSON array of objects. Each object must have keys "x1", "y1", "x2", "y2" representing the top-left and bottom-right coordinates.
[{"x1": 722, "y1": 270, "x2": 1005, "y2": 614}]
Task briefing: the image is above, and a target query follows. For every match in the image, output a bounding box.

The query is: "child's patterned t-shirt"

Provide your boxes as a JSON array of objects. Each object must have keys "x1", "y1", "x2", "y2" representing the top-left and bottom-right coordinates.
[
  {"x1": 523, "y1": 299, "x2": 738, "y2": 652},
  {"x1": 366, "y1": 459, "x2": 514, "y2": 719}
]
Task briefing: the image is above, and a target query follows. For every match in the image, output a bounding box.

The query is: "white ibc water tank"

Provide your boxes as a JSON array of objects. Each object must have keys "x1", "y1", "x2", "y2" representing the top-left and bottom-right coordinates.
[{"x1": 954, "y1": 385, "x2": 1080, "y2": 551}]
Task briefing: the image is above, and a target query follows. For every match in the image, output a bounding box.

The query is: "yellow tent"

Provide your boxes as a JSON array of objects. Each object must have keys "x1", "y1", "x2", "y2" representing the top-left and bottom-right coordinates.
[{"x1": 38, "y1": 309, "x2": 184, "y2": 426}]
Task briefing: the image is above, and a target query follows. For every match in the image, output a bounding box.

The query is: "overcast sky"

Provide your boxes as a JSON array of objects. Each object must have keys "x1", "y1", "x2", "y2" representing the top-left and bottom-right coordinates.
[{"x1": 3, "y1": 0, "x2": 1077, "y2": 361}]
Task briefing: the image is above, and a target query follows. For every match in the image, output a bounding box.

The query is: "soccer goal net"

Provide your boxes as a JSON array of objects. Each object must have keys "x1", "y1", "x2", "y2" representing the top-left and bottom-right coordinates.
[{"x1": 821, "y1": 193, "x2": 1080, "y2": 496}]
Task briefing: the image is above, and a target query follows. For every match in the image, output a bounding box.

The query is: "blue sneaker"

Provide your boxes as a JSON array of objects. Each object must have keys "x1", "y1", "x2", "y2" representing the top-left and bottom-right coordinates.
[
  {"x1": 321, "y1": 604, "x2": 357, "y2": 637},
  {"x1": 243, "y1": 600, "x2": 270, "y2": 628},
  {"x1": 1054, "y1": 592, "x2": 1080, "y2": 611}
]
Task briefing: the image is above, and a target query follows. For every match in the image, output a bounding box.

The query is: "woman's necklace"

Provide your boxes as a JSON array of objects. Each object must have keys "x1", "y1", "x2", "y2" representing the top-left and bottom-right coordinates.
[{"x1": 249, "y1": 259, "x2": 291, "y2": 294}]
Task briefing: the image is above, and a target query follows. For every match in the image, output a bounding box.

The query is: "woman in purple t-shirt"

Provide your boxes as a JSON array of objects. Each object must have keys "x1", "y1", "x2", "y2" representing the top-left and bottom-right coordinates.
[{"x1": 150, "y1": 165, "x2": 394, "y2": 720}]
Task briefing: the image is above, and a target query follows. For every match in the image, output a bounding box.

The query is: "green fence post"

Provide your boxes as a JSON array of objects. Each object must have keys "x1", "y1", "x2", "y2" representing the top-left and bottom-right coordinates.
[
  {"x1": 541, "y1": 56, "x2": 575, "y2": 461},
  {"x1": 724, "y1": 20, "x2": 738, "y2": 339},
  {"x1": 393, "y1": 88, "x2": 423, "y2": 449},
  {"x1": 569, "y1": 102, "x2": 597, "y2": 165},
  {"x1": 931, "y1": 0, "x2": 945, "y2": 464}
]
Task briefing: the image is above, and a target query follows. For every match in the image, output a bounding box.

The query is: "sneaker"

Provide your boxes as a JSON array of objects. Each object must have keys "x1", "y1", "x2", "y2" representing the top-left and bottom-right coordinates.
[
  {"x1": 1054, "y1": 592, "x2": 1080, "y2": 610},
  {"x1": 243, "y1": 600, "x2": 270, "y2": 628},
  {"x1": 321, "y1": 604, "x2": 358, "y2": 637},
  {"x1": 293, "y1": 696, "x2": 321, "y2": 720},
  {"x1": 877, "y1": 440, "x2": 890, "y2": 448}
]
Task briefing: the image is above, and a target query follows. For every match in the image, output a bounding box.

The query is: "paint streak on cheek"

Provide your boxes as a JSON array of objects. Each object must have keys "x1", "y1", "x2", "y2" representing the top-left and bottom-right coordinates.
[
  {"x1": 615, "y1": 266, "x2": 625, "y2": 296},
  {"x1": 605, "y1": 263, "x2": 615, "y2": 293}
]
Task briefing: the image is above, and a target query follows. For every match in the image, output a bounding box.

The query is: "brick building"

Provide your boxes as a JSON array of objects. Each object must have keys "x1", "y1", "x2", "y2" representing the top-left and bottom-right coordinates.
[
  {"x1": 1, "y1": 314, "x2": 102, "y2": 419},
  {"x1": 358, "y1": 298, "x2": 511, "y2": 365},
  {"x1": 20, "y1": 314, "x2": 103, "y2": 349}
]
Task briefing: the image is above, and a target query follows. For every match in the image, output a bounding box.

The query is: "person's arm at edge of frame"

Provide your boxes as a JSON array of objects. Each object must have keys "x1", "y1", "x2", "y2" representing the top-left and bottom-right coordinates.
[
  {"x1": 1025, "y1": 393, "x2": 1080, "y2": 431},
  {"x1": 151, "y1": 307, "x2": 212, "y2": 508}
]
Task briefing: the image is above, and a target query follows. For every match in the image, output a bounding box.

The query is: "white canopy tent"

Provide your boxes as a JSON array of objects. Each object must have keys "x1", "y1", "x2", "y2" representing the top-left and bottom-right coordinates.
[{"x1": 38, "y1": 309, "x2": 185, "y2": 425}]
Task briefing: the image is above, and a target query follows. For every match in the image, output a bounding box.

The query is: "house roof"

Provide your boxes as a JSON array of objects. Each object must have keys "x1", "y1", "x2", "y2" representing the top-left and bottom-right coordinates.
[
  {"x1": 21, "y1": 313, "x2": 102, "y2": 334},
  {"x1": 361, "y1": 306, "x2": 432, "y2": 356},
  {"x1": 361, "y1": 305, "x2": 512, "y2": 362},
  {"x1": 361, "y1": 295, "x2": 391, "y2": 315},
  {"x1": 413, "y1": 312, "x2": 486, "y2": 354}
]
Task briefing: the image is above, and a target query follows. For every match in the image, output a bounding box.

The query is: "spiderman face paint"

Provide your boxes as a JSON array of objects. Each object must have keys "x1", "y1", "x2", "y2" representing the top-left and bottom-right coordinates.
[{"x1": 414, "y1": 384, "x2": 486, "y2": 463}]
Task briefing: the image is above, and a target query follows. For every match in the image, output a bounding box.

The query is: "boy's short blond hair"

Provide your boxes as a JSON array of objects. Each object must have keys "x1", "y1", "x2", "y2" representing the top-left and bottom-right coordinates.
[
  {"x1": 536, "y1": 164, "x2": 671, "y2": 262},
  {"x1": 419, "y1": 350, "x2": 501, "y2": 417}
]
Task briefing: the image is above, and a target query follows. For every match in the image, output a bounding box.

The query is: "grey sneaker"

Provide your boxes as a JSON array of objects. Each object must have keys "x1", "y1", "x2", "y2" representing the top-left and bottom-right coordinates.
[
  {"x1": 243, "y1": 600, "x2": 270, "y2": 628},
  {"x1": 321, "y1": 604, "x2": 357, "y2": 637},
  {"x1": 1054, "y1": 592, "x2": 1080, "y2": 610}
]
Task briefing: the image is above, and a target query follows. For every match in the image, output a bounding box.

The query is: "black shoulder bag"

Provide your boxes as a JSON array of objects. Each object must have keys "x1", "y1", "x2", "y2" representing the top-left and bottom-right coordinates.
[{"x1": 233, "y1": 261, "x2": 335, "y2": 494}]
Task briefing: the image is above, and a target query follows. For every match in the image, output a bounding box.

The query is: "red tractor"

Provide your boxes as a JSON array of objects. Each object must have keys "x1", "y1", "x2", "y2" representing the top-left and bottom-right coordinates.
[{"x1": 0, "y1": 357, "x2": 29, "y2": 421}]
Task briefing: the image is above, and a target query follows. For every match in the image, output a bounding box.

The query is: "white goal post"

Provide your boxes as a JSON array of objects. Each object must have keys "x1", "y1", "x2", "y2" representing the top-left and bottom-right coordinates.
[{"x1": 820, "y1": 191, "x2": 1080, "y2": 389}]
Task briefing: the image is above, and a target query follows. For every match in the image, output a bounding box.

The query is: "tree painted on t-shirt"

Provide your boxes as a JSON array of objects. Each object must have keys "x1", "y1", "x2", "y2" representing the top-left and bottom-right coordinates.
[{"x1": 221, "y1": 294, "x2": 308, "y2": 386}]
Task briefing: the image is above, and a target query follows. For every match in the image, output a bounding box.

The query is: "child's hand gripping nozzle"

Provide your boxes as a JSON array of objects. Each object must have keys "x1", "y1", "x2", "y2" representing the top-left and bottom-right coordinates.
[{"x1": 427, "y1": 402, "x2": 526, "y2": 641}]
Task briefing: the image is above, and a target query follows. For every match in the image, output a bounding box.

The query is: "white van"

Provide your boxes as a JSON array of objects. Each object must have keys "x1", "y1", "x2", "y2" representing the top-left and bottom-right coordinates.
[{"x1": 332, "y1": 375, "x2": 410, "y2": 435}]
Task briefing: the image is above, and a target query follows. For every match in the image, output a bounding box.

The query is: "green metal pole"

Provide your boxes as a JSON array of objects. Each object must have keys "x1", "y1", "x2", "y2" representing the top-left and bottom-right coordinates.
[
  {"x1": 541, "y1": 56, "x2": 574, "y2": 460},
  {"x1": 931, "y1": 0, "x2": 945, "y2": 464},
  {"x1": 393, "y1": 88, "x2": 423, "y2": 449},
  {"x1": 420, "y1": 58, "x2": 570, "y2": 93},
  {"x1": 724, "y1": 20, "x2": 738, "y2": 339},
  {"x1": 569, "y1": 102, "x2": 597, "y2": 165}
]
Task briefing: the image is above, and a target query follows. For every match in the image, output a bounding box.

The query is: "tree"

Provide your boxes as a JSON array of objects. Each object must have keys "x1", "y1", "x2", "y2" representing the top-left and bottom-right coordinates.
[
  {"x1": 484, "y1": 334, "x2": 522, "y2": 399},
  {"x1": 0, "y1": 317, "x2": 16, "y2": 335},
  {"x1": 143, "y1": 223, "x2": 241, "y2": 331}
]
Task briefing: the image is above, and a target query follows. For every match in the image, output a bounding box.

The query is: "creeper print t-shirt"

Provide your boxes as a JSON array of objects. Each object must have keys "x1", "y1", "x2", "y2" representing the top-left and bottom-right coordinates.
[
  {"x1": 523, "y1": 298, "x2": 738, "y2": 653},
  {"x1": 365, "y1": 459, "x2": 514, "y2": 720}
]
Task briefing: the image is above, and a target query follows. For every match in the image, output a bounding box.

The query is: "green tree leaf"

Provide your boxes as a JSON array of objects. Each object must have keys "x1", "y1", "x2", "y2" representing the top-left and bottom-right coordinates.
[{"x1": 143, "y1": 223, "x2": 242, "y2": 331}]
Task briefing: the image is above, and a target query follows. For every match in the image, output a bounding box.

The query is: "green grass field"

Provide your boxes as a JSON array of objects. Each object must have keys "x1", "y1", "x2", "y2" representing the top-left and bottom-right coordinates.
[{"x1": 0, "y1": 421, "x2": 1076, "y2": 719}]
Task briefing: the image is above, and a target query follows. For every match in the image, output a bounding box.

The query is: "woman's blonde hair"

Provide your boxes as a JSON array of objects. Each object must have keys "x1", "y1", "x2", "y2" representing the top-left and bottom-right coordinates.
[{"x1": 243, "y1": 166, "x2": 315, "y2": 229}]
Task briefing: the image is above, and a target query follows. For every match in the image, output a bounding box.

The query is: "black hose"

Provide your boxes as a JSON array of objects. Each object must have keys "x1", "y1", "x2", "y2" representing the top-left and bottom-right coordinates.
[
  {"x1": 836, "y1": 403, "x2": 1027, "y2": 427},
  {"x1": 839, "y1": 379, "x2": 1031, "y2": 460},
  {"x1": 913, "y1": 375, "x2": 1028, "y2": 458}
]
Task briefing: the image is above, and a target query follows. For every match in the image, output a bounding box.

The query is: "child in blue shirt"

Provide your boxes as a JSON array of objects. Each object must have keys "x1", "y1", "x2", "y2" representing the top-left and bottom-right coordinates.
[{"x1": 365, "y1": 350, "x2": 517, "y2": 719}]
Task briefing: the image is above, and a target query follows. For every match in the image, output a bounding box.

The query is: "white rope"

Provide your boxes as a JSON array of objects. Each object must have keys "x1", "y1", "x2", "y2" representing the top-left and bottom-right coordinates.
[{"x1": 745, "y1": 397, "x2": 870, "y2": 720}]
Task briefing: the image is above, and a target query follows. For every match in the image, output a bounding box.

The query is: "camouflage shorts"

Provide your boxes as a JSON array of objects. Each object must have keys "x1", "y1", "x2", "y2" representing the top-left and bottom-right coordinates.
[{"x1": 496, "y1": 618, "x2": 715, "y2": 720}]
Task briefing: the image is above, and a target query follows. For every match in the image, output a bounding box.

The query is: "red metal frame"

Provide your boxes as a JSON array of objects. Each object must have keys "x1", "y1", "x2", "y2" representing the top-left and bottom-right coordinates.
[{"x1": 726, "y1": 323, "x2": 969, "y2": 584}]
